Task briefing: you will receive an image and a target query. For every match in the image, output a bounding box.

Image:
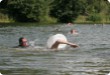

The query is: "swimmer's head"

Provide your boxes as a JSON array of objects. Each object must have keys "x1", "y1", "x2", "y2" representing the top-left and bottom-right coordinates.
[
  {"x1": 19, "y1": 37, "x2": 29, "y2": 47},
  {"x1": 70, "y1": 29, "x2": 78, "y2": 35}
]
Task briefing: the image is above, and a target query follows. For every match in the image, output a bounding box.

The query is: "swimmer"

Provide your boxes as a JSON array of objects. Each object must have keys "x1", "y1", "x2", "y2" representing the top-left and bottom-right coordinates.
[
  {"x1": 47, "y1": 34, "x2": 78, "y2": 49},
  {"x1": 70, "y1": 29, "x2": 78, "y2": 35},
  {"x1": 67, "y1": 22, "x2": 73, "y2": 26},
  {"x1": 18, "y1": 37, "x2": 29, "y2": 47}
]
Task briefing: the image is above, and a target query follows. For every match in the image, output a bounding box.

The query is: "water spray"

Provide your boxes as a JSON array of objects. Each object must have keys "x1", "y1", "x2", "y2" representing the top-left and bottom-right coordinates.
[
  {"x1": 0, "y1": 0, "x2": 2, "y2": 2},
  {"x1": 108, "y1": 0, "x2": 110, "y2": 3}
]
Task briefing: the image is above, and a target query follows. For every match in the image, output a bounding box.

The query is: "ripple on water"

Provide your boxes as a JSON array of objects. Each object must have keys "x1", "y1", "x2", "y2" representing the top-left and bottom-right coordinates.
[{"x1": 0, "y1": 24, "x2": 110, "y2": 75}]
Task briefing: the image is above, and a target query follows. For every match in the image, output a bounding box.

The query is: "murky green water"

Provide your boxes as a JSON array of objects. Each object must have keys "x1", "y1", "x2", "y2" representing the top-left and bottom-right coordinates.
[{"x1": 0, "y1": 24, "x2": 110, "y2": 75}]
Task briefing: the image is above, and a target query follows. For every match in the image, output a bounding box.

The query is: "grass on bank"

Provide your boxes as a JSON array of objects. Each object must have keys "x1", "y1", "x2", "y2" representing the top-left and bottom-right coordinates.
[
  {"x1": 74, "y1": 14, "x2": 110, "y2": 24},
  {"x1": 0, "y1": 12, "x2": 110, "y2": 24},
  {"x1": 0, "y1": 12, "x2": 14, "y2": 23}
]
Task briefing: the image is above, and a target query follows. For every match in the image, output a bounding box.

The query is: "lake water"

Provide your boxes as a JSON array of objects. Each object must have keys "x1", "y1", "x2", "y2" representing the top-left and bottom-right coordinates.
[{"x1": 0, "y1": 24, "x2": 110, "y2": 75}]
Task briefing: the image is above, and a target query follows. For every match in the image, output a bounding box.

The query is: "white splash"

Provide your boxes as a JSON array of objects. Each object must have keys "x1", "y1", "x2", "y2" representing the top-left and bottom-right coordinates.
[
  {"x1": 107, "y1": 72, "x2": 110, "y2": 75},
  {"x1": 47, "y1": 34, "x2": 67, "y2": 49},
  {"x1": 0, "y1": 0, "x2": 2, "y2": 2},
  {"x1": 0, "y1": 73, "x2": 2, "y2": 75},
  {"x1": 29, "y1": 39, "x2": 38, "y2": 47},
  {"x1": 108, "y1": 0, "x2": 110, "y2": 3}
]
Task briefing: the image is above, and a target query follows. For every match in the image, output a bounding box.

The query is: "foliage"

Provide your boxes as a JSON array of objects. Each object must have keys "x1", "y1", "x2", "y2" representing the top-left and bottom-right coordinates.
[
  {"x1": 87, "y1": 14, "x2": 102, "y2": 22},
  {"x1": 7, "y1": 0, "x2": 40, "y2": 22},
  {"x1": 0, "y1": 0, "x2": 110, "y2": 23},
  {"x1": 50, "y1": 0, "x2": 87, "y2": 23}
]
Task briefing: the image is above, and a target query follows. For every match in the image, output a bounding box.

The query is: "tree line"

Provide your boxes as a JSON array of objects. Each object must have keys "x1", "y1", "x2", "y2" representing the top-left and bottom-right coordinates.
[{"x1": 0, "y1": 0, "x2": 110, "y2": 23}]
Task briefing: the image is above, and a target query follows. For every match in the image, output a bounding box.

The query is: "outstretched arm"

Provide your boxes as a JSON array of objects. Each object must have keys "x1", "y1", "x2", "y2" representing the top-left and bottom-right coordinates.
[
  {"x1": 51, "y1": 39, "x2": 78, "y2": 49},
  {"x1": 66, "y1": 42, "x2": 78, "y2": 48}
]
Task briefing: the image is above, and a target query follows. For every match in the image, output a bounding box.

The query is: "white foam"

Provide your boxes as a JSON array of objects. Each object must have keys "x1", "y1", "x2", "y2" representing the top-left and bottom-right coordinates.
[
  {"x1": 47, "y1": 34, "x2": 67, "y2": 49},
  {"x1": 29, "y1": 39, "x2": 38, "y2": 46},
  {"x1": 107, "y1": 72, "x2": 110, "y2": 75},
  {"x1": 0, "y1": 73, "x2": 2, "y2": 75},
  {"x1": 0, "y1": 0, "x2": 2, "y2": 2},
  {"x1": 108, "y1": 0, "x2": 110, "y2": 3}
]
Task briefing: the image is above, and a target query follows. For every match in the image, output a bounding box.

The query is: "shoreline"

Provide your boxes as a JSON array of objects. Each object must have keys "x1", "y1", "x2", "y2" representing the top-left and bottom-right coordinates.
[{"x1": 0, "y1": 22, "x2": 110, "y2": 27}]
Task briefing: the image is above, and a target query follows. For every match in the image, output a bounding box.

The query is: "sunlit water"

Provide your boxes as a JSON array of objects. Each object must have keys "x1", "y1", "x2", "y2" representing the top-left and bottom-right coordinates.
[{"x1": 0, "y1": 24, "x2": 110, "y2": 75}]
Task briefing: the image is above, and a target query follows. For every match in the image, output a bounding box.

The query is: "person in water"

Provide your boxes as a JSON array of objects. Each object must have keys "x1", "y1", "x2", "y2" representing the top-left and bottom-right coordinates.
[
  {"x1": 70, "y1": 29, "x2": 78, "y2": 35},
  {"x1": 47, "y1": 34, "x2": 78, "y2": 49},
  {"x1": 18, "y1": 37, "x2": 29, "y2": 47}
]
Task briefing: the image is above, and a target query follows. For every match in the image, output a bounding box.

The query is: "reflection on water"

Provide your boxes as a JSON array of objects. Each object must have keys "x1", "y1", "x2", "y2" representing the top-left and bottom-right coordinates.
[{"x1": 0, "y1": 24, "x2": 110, "y2": 75}]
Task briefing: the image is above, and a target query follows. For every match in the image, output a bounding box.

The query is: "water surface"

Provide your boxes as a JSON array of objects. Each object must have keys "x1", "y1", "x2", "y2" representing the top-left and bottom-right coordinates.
[{"x1": 0, "y1": 24, "x2": 110, "y2": 75}]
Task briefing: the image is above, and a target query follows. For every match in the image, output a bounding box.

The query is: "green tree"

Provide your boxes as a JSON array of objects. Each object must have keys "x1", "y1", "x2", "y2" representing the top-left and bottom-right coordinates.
[
  {"x1": 37, "y1": 0, "x2": 54, "y2": 23},
  {"x1": 87, "y1": 13, "x2": 102, "y2": 23},
  {"x1": 1, "y1": 0, "x2": 110, "y2": 23},
  {"x1": 7, "y1": 0, "x2": 40, "y2": 22},
  {"x1": 7, "y1": 0, "x2": 54, "y2": 22},
  {"x1": 50, "y1": 0, "x2": 87, "y2": 23}
]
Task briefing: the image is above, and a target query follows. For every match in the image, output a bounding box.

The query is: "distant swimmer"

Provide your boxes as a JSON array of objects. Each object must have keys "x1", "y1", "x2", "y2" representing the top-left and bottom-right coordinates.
[
  {"x1": 47, "y1": 34, "x2": 78, "y2": 49},
  {"x1": 18, "y1": 37, "x2": 29, "y2": 47},
  {"x1": 67, "y1": 22, "x2": 73, "y2": 26},
  {"x1": 70, "y1": 29, "x2": 79, "y2": 35}
]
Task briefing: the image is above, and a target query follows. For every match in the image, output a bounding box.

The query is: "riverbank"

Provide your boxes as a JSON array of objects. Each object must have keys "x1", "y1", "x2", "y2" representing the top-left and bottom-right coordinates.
[
  {"x1": 74, "y1": 15, "x2": 110, "y2": 24},
  {"x1": 0, "y1": 19, "x2": 110, "y2": 25},
  {"x1": 0, "y1": 13, "x2": 110, "y2": 24},
  {"x1": 0, "y1": 12, "x2": 14, "y2": 23},
  {"x1": 0, "y1": 19, "x2": 110, "y2": 24}
]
